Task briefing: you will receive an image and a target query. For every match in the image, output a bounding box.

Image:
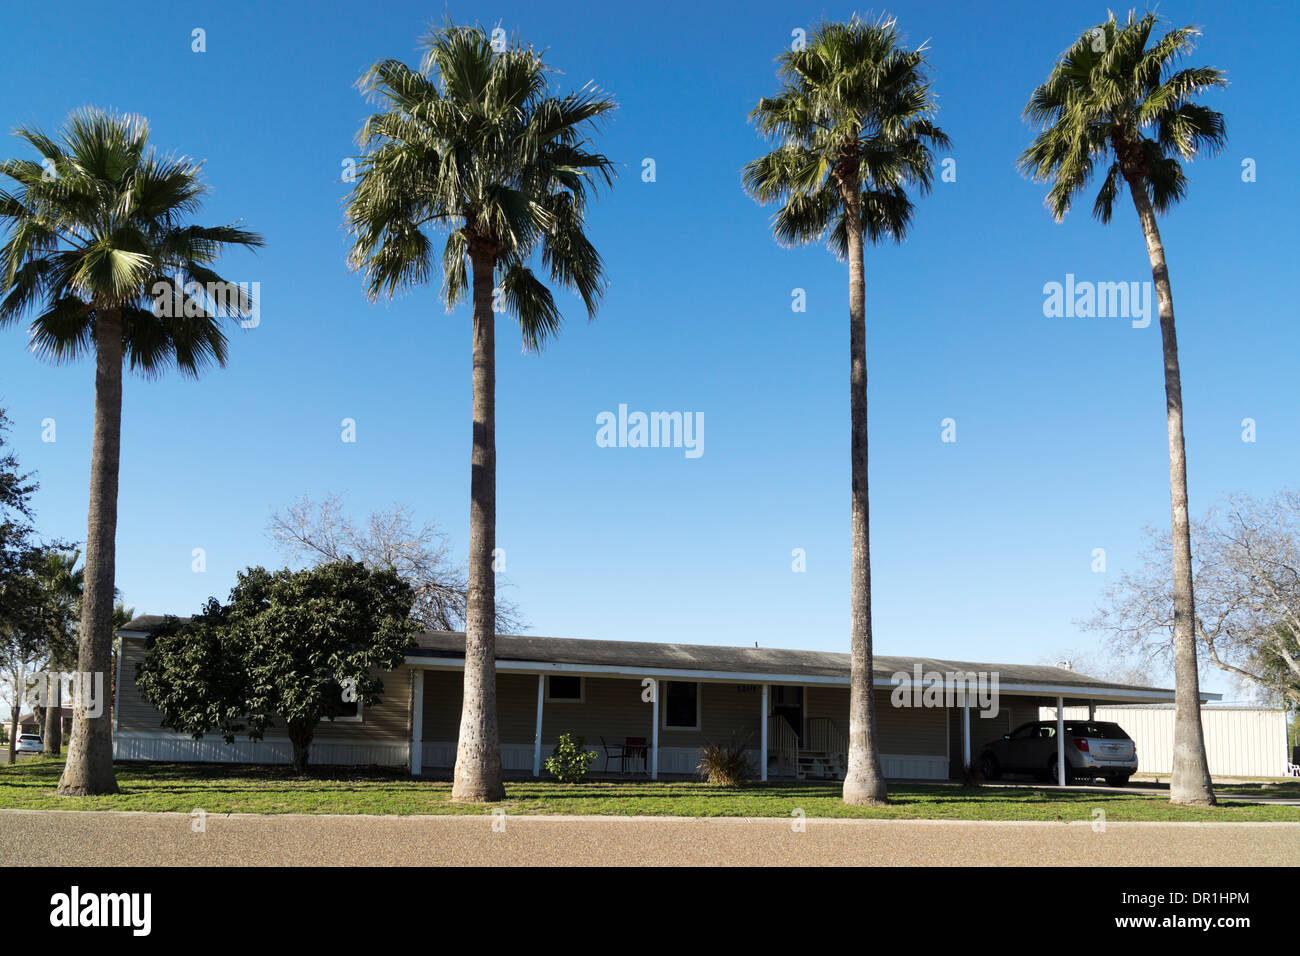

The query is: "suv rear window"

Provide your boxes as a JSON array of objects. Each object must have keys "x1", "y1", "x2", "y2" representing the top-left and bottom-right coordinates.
[{"x1": 1065, "y1": 722, "x2": 1130, "y2": 740}]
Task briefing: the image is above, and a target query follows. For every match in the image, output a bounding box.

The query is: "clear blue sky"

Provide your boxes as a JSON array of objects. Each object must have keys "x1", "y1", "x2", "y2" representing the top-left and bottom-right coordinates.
[{"x1": 2, "y1": 1, "x2": 1296, "y2": 696}]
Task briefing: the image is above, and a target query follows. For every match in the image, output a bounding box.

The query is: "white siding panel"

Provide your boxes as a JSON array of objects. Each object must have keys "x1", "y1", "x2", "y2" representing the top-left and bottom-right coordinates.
[
  {"x1": 1039, "y1": 705, "x2": 1288, "y2": 777},
  {"x1": 115, "y1": 733, "x2": 407, "y2": 767}
]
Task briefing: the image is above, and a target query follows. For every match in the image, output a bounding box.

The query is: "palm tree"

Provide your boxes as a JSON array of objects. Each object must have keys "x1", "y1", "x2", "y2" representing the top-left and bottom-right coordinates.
[
  {"x1": 743, "y1": 15, "x2": 948, "y2": 805},
  {"x1": 0, "y1": 108, "x2": 263, "y2": 795},
  {"x1": 36, "y1": 548, "x2": 82, "y2": 755},
  {"x1": 346, "y1": 23, "x2": 615, "y2": 802},
  {"x1": 1018, "y1": 10, "x2": 1224, "y2": 806}
]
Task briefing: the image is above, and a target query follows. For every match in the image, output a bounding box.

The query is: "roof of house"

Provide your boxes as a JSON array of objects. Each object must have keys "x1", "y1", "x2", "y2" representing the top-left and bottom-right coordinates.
[
  {"x1": 120, "y1": 614, "x2": 1184, "y2": 700},
  {"x1": 409, "y1": 630, "x2": 1172, "y2": 694}
]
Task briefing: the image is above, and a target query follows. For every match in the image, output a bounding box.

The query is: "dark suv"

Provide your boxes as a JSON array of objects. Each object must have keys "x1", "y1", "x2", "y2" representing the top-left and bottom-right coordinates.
[{"x1": 979, "y1": 720, "x2": 1137, "y2": 786}]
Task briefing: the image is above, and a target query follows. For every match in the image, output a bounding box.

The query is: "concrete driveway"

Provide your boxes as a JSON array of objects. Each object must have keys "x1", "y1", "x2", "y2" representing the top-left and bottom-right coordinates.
[{"x1": 2, "y1": 809, "x2": 1297, "y2": 866}]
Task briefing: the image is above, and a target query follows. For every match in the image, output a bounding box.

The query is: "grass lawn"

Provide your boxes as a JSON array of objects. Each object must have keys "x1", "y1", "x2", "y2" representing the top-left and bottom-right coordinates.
[
  {"x1": 4, "y1": 758, "x2": 1300, "y2": 821},
  {"x1": 1213, "y1": 780, "x2": 1300, "y2": 798}
]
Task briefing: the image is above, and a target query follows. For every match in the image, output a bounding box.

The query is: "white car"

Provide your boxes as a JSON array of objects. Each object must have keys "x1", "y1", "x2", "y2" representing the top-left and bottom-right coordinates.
[{"x1": 15, "y1": 734, "x2": 44, "y2": 754}]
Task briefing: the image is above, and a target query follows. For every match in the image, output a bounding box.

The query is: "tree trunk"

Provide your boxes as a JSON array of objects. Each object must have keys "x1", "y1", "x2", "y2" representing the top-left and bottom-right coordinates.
[
  {"x1": 1128, "y1": 178, "x2": 1215, "y2": 807},
  {"x1": 287, "y1": 721, "x2": 313, "y2": 774},
  {"x1": 840, "y1": 182, "x2": 887, "y2": 806},
  {"x1": 57, "y1": 308, "x2": 122, "y2": 796},
  {"x1": 43, "y1": 673, "x2": 61, "y2": 755},
  {"x1": 451, "y1": 249, "x2": 505, "y2": 802}
]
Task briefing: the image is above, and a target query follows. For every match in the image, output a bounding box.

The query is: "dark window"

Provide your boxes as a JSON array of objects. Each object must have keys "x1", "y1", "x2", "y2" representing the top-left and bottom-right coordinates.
[
  {"x1": 1065, "y1": 722, "x2": 1130, "y2": 740},
  {"x1": 547, "y1": 675, "x2": 583, "y2": 701},
  {"x1": 327, "y1": 680, "x2": 359, "y2": 719},
  {"x1": 664, "y1": 681, "x2": 699, "y2": 729}
]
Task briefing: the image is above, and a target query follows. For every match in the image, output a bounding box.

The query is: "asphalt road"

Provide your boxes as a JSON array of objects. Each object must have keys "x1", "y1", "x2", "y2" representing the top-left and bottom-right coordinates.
[{"x1": 2, "y1": 810, "x2": 1297, "y2": 866}]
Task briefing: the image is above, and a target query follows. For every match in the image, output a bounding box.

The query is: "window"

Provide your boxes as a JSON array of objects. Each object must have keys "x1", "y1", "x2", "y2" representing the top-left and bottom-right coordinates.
[
  {"x1": 1065, "y1": 722, "x2": 1130, "y2": 740},
  {"x1": 546, "y1": 675, "x2": 584, "y2": 703},
  {"x1": 1008, "y1": 723, "x2": 1037, "y2": 741},
  {"x1": 663, "y1": 681, "x2": 700, "y2": 731},
  {"x1": 326, "y1": 680, "x2": 363, "y2": 722}
]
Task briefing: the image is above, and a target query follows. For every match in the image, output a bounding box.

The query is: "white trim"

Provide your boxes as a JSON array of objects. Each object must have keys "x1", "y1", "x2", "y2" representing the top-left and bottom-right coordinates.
[
  {"x1": 112, "y1": 636, "x2": 124, "y2": 736},
  {"x1": 1056, "y1": 696, "x2": 1066, "y2": 786},
  {"x1": 544, "y1": 674, "x2": 585, "y2": 703},
  {"x1": 409, "y1": 669, "x2": 424, "y2": 776},
  {"x1": 661, "y1": 680, "x2": 702, "y2": 731},
  {"x1": 961, "y1": 700, "x2": 971, "y2": 770},
  {"x1": 650, "y1": 680, "x2": 659, "y2": 780},
  {"x1": 760, "y1": 683, "x2": 769, "y2": 783},
  {"x1": 403, "y1": 656, "x2": 1211, "y2": 702},
  {"x1": 533, "y1": 674, "x2": 544, "y2": 778}
]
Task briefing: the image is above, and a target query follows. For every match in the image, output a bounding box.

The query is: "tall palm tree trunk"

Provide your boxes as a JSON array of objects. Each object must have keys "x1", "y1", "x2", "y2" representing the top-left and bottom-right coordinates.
[
  {"x1": 43, "y1": 675, "x2": 61, "y2": 755},
  {"x1": 1128, "y1": 181, "x2": 1215, "y2": 807},
  {"x1": 58, "y1": 309, "x2": 122, "y2": 795},
  {"x1": 451, "y1": 250, "x2": 505, "y2": 802},
  {"x1": 840, "y1": 186, "x2": 887, "y2": 805}
]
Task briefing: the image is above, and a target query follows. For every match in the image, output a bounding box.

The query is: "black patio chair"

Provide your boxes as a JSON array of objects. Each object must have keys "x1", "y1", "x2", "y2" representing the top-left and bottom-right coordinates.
[{"x1": 599, "y1": 736, "x2": 626, "y2": 774}]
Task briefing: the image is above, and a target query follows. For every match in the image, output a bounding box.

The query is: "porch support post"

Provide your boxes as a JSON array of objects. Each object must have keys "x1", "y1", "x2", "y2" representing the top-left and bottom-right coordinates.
[
  {"x1": 651, "y1": 679, "x2": 660, "y2": 780},
  {"x1": 409, "y1": 669, "x2": 424, "y2": 776},
  {"x1": 961, "y1": 698, "x2": 971, "y2": 771},
  {"x1": 532, "y1": 674, "x2": 545, "y2": 778},
  {"x1": 1088, "y1": 701, "x2": 1096, "y2": 721},
  {"x1": 1056, "y1": 695, "x2": 1066, "y2": 786},
  {"x1": 760, "y1": 683, "x2": 769, "y2": 782}
]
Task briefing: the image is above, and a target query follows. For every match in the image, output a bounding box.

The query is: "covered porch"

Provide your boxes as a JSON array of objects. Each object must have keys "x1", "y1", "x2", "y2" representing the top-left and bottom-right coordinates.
[{"x1": 404, "y1": 633, "x2": 1207, "y2": 785}]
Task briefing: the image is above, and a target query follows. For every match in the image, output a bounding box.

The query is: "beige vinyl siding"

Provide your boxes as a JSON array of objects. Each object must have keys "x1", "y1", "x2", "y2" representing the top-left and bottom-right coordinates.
[
  {"x1": 421, "y1": 674, "x2": 945, "y2": 757},
  {"x1": 804, "y1": 685, "x2": 947, "y2": 756},
  {"x1": 421, "y1": 672, "x2": 770, "y2": 748},
  {"x1": 116, "y1": 638, "x2": 166, "y2": 734},
  {"x1": 116, "y1": 638, "x2": 411, "y2": 743}
]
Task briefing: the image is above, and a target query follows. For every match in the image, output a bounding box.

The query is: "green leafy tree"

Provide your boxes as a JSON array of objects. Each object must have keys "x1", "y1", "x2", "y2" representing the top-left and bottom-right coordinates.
[
  {"x1": 0, "y1": 408, "x2": 37, "y2": 626},
  {"x1": 34, "y1": 548, "x2": 82, "y2": 754},
  {"x1": 136, "y1": 561, "x2": 418, "y2": 772},
  {"x1": 0, "y1": 109, "x2": 263, "y2": 794},
  {"x1": 346, "y1": 23, "x2": 615, "y2": 801},
  {"x1": 1019, "y1": 10, "x2": 1225, "y2": 806},
  {"x1": 1, "y1": 546, "x2": 52, "y2": 766},
  {"x1": 0, "y1": 410, "x2": 43, "y2": 766},
  {"x1": 743, "y1": 15, "x2": 948, "y2": 805}
]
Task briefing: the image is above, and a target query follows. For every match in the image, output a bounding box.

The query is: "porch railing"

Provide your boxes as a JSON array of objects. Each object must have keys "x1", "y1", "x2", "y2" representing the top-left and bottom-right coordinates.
[
  {"x1": 768, "y1": 714, "x2": 798, "y2": 778},
  {"x1": 806, "y1": 717, "x2": 848, "y2": 774}
]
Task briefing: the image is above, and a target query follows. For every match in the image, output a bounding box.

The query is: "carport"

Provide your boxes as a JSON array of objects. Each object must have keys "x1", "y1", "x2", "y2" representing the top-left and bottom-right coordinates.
[{"x1": 948, "y1": 678, "x2": 1223, "y2": 786}]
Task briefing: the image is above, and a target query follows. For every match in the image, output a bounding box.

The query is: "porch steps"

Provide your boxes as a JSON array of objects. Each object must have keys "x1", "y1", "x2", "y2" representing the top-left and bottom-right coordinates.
[{"x1": 795, "y1": 749, "x2": 844, "y2": 781}]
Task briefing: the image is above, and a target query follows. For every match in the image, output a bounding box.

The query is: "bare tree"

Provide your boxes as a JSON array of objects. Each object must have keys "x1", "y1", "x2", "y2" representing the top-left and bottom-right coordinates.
[
  {"x1": 1041, "y1": 647, "x2": 1159, "y2": 689},
  {"x1": 1088, "y1": 488, "x2": 1300, "y2": 708},
  {"x1": 267, "y1": 493, "x2": 523, "y2": 634}
]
